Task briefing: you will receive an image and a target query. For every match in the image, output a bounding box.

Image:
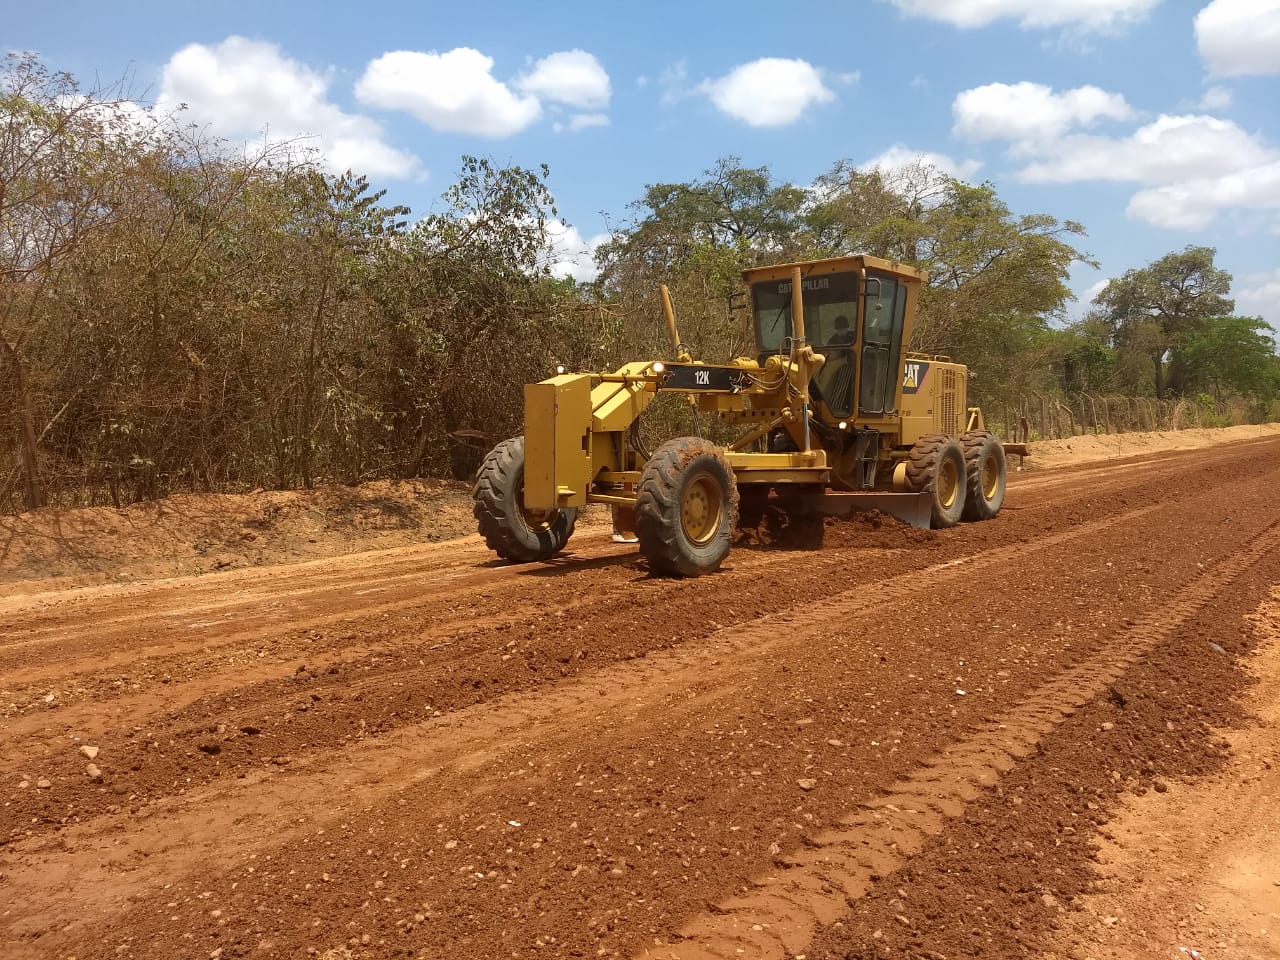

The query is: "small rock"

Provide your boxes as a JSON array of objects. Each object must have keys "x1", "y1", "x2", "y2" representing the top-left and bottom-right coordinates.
[
  {"x1": 80, "y1": 745, "x2": 100, "y2": 760},
  {"x1": 1101, "y1": 722, "x2": 1115, "y2": 731},
  {"x1": 444, "y1": 839, "x2": 458, "y2": 850},
  {"x1": 796, "y1": 778, "x2": 818, "y2": 791},
  {"x1": 18, "y1": 780, "x2": 29, "y2": 789},
  {"x1": 86, "y1": 763, "x2": 102, "y2": 780},
  {"x1": 795, "y1": 718, "x2": 815, "y2": 727},
  {"x1": 37, "y1": 778, "x2": 52, "y2": 789},
  {"x1": 826, "y1": 739, "x2": 845, "y2": 748},
  {"x1": 1154, "y1": 780, "x2": 1168, "y2": 793},
  {"x1": 1208, "y1": 642, "x2": 1227, "y2": 655},
  {"x1": 1102, "y1": 915, "x2": 1118, "y2": 926}
]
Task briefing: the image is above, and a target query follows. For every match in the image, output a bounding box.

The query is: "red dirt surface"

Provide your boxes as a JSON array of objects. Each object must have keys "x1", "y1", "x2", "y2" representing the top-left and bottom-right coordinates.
[{"x1": 3, "y1": 432, "x2": 1280, "y2": 960}]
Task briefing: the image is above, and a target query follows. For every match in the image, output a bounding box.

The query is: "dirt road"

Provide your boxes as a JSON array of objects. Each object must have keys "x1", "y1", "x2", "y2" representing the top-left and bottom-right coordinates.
[{"x1": 3, "y1": 436, "x2": 1279, "y2": 960}]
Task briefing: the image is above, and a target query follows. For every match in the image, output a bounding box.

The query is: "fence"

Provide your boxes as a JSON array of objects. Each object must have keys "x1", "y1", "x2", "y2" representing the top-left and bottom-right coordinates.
[{"x1": 987, "y1": 393, "x2": 1255, "y2": 443}]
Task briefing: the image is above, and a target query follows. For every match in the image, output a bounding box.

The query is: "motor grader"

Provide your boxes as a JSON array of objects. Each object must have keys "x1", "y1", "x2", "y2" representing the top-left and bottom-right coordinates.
[{"x1": 473, "y1": 254, "x2": 1010, "y2": 576}]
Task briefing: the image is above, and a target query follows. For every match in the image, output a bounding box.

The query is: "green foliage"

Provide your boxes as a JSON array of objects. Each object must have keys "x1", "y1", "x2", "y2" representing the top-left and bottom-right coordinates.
[
  {"x1": 4, "y1": 53, "x2": 1277, "y2": 512},
  {"x1": 1049, "y1": 318, "x2": 1117, "y2": 394},
  {"x1": 1173, "y1": 316, "x2": 1278, "y2": 403},
  {"x1": 1093, "y1": 246, "x2": 1234, "y2": 399}
]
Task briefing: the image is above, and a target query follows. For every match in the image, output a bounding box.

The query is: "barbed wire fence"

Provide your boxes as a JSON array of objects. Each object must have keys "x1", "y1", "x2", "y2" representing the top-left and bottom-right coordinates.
[{"x1": 987, "y1": 392, "x2": 1255, "y2": 443}]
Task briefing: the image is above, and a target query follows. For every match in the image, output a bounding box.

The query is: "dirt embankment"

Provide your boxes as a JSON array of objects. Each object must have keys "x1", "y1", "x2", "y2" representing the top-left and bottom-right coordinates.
[
  {"x1": 1022, "y1": 422, "x2": 1280, "y2": 471},
  {"x1": 0, "y1": 480, "x2": 481, "y2": 593}
]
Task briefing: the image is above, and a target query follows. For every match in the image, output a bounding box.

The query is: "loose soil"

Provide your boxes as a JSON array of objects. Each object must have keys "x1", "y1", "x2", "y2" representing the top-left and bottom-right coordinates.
[{"x1": 1, "y1": 425, "x2": 1279, "y2": 960}]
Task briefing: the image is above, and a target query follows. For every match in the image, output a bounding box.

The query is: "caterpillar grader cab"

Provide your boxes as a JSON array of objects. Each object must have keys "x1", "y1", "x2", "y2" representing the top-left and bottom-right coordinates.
[{"x1": 472, "y1": 254, "x2": 1010, "y2": 577}]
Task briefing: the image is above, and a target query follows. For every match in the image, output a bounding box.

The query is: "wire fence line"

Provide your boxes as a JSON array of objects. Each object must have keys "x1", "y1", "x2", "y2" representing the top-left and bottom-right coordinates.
[{"x1": 987, "y1": 392, "x2": 1263, "y2": 443}]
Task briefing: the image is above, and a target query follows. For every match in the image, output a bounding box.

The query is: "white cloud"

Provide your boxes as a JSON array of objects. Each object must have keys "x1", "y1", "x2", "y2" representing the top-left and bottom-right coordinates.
[
  {"x1": 1125, "y1": 159, "x2": 1280, "y2": 229},
  {"x1": 882, "y1": 0, "x2": 1160, "y2": 30},
  {"x1": 700, "y1": 58, "x2": 835, "y2": 127},
  {"x1": 1016, "y1": 115, "x2": 1276, "y2": 185},
  {"x1": 1065, "y1": 276, "x2": 1111, "y2": 321},
  {"x1": 1196, "y1": 0, "x2": 1280, "y2": 76},
  {"x1": 658, "y1": 60, "x2": 693, "y2": 106},
  {"x1": 962, "y1": 91, "x2": 1280, "y2": 230},
  {"x1": 552, "y1": 113, "x2": 610, "y2": 134},
  {"x1": 953, "y1": 82, "x2": 1132, "y2": 143},
  {"x1": 863, "y1": 143, "x2": 983, "y2": 180},
  {"x1": 356, "y1": 48, "x2": 541, "y2": 137},
  {"x1": 1234, "y1": 268, "x2": 1280, "y2": 321},
  {"x1": 156, "y1": 37, "x2": 421, "y2": 180},
  {"x1": 1196, "y1": 84, "x2": 1233, "y2": 110},
  {"x1": 517, "y1": 50, "x2": 610, "y2": 109},
  {"x1": 544, "y1": 221, "x2": 608, "y2": 282}
]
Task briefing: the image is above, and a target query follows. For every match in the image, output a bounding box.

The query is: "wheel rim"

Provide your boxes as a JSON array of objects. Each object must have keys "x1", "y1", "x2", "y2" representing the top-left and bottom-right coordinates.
[
  {"x1": 937, "y1": 457, "x2": 959, "y2": 510},
  {"x1": 516, "y1": 475, "x2": 555, "y2": 531},
  {"x1": 681, "y1": 473, "x2": 723, "y2": 545},
  {"x1": 981, "y1": 453, "x2": 1000, "y2": 500}
]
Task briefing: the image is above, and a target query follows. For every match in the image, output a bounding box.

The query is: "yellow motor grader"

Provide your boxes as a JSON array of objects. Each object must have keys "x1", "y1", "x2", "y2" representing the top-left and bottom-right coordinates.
[{"x1": 473, "y1": 254, "x2": 1011, "y2": 576}]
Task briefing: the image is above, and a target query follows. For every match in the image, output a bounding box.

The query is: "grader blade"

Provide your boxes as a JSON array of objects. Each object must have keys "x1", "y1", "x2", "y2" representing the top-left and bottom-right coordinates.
[{"x1": 804, "y1": 490, "x2": 934, "y2": 530}]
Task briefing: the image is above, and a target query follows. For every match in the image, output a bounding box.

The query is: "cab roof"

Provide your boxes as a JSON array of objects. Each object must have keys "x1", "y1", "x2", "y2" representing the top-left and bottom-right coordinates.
[{"x1": 741, "y1": 254, "x2": 929, "y2": 285}]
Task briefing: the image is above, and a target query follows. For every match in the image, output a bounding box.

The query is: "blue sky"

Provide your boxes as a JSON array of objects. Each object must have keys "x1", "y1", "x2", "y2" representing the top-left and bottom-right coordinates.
[{"x1": 11, "y1": 0, "x2": 1280, "y2": 327}]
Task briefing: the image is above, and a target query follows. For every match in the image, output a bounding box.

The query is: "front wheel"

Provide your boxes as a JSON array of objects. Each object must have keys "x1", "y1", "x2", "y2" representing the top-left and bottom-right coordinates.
[
  {"x1": 635, "y1": 438, "x2": 738, "y2": 577},
  {"x1": 961, "y1": 430, "x2": 1006, "y2": 521},
  {"x1": 473, "y1": 436, "x2": 577, "y2": 562},
  {"x1": 904, "y1": 434, "x2": 967, "y2": 529}
]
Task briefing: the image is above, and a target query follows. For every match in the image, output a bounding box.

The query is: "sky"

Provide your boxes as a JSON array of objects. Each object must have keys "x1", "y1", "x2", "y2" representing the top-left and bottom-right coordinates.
[{"x1": 10, "y1": 0, "x2": 1280, "y2": 329}]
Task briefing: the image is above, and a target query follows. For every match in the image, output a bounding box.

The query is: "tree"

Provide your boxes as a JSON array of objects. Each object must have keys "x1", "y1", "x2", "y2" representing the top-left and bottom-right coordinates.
[
  {"x1": 804, "y1": 164, "x2": 1094, "y2": 405},
  {"x1": 1172, "y1": 316, "x2": 1278, "y2": 404},
  {"x1": 0, "y1": 53, "x2": 142, "y2": 507},
  {"x1": 1093, "y1": 246, "x2": 1233, "y2": 400}
]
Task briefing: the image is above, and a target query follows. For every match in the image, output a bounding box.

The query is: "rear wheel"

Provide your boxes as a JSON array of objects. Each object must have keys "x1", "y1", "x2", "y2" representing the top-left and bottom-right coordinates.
[
  {"x1": 635, "y1": 437, "x2": 738, "y2": 577},
  {"x1": 960, "y1": 430, "x2": 1006, "y2": 521},
  {"x1": 473, "y1": 436, "x2": 577, "y2": 562},
  {"x1": 905, "y1": 434, "x2": 967, "y2": 529}
]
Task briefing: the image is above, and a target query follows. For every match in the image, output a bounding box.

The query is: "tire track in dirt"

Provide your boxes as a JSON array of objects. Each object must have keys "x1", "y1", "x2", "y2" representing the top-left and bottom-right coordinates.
[
  {"x1": 6, "y1": 440, "x2": 1278, "y2": 840},
  {"x1": 0, "y1": 489, "x2": 1149, "y2": 830},
  {"x1": 647, "y1": 519, "x2": 1280, "y2": 959},
  {"x1": 4, "y1": 444, "x2": 1276, "y2": 959},
  {"x1": 3, "y1": 436, "x2": 1251, "y2": 701},
  {"x1": 0, "y1": 433, "x2": 1244, "y2": 647},
  {"x1": 0, "y1": 532, "x2": 620, "y2": 653},
  {"x1": 0, "y1": 499, "x2": 1175, "y2": 926}
]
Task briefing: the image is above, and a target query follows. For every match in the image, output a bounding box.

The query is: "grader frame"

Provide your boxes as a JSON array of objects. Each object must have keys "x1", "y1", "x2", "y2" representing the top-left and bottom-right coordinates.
[{"x1": 473, "y1": 255, "x2": 1010, "y2": 576}]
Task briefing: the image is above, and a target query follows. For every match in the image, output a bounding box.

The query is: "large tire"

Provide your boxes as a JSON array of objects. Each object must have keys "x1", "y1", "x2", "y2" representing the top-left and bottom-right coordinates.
[
  {"x1": 635, "y1": 437, "x2": 738, "y2": 577},
  {"x1": 961, "y1": 430, "x2": 1006, "y2": 522},
  {"x1": 472, "y1": 436, "x2": 577, "y2": 562},
  {"x1": 904, "y1": 434, "x2": 967, "y2": 529}
]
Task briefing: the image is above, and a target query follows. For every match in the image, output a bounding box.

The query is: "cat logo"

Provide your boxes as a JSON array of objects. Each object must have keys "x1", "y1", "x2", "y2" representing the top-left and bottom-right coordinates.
[{"x1": 902, "y1": 361, "x2": 929, "y2": 395}]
